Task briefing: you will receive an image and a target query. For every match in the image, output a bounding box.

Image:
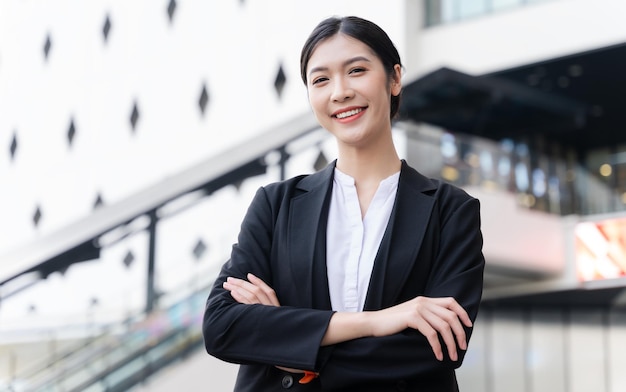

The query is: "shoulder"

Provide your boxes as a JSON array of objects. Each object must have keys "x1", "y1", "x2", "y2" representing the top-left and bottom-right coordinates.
[{"x1": 434, "y1": 178, "x2": 478, "y2": 206}]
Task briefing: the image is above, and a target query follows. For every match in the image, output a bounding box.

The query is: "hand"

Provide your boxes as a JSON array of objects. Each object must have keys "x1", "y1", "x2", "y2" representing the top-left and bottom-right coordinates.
[
  {"x1": 370, "y1": 296, "x2": 472, "y2": 362},
  {"x1": 223, "y1": 273, "x2": 280, "y2": 306}
]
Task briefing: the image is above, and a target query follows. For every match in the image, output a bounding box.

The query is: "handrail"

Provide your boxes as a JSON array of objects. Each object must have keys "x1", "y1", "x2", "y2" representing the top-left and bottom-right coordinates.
[{"x1": 11, "y1": 268, "x2": 215, "y2": 392}]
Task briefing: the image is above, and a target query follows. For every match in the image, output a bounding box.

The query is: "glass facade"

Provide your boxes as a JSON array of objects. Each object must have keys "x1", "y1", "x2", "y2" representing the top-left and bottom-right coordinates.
[
  {"x1": 402, "y1": 123, "x2": 626, "y2": 217},
  {"x1": 425, "y1": 0, "x2": 558, "y2": 27}
]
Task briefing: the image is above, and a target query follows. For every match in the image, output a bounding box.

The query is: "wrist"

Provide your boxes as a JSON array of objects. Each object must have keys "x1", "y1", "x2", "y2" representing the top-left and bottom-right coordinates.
[
  {"x1": 322, "y1": 311, "x2": 374, "y2": 346},
  {"x1": 359, "y1": 311, "x2": 375, "y2": 338}
]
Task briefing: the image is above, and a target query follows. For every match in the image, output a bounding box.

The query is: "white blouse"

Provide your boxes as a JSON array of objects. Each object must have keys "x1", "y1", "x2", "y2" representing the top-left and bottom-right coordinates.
[{"x1": 326, "y1": 168, "x2": 400, "y2": 312}]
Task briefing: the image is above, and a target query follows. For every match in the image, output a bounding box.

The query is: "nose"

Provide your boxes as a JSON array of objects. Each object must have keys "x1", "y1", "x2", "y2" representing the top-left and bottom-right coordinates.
[{"x1": 330, "y1": 77, "x2": 354, "y2": 102}]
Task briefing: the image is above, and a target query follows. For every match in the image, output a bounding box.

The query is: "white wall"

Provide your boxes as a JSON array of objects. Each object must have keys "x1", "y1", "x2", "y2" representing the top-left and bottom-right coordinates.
[
  {"x1": 0, "y1": 0, "x2": 406, "y2": 259},
  {"x1": 0, "y1": 0, "x2": 406, "y2": 330}
]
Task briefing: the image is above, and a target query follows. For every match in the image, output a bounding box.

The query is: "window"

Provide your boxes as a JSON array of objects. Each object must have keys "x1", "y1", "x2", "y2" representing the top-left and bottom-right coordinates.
[{"x1": 424, "y1": 0, "x2": 558, "y2": 27}]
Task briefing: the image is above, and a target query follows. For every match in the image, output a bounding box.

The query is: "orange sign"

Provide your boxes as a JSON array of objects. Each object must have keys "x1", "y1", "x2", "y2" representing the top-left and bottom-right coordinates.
[{"x1": 575, "y1": 218, "x2": 626, "y2": 281}]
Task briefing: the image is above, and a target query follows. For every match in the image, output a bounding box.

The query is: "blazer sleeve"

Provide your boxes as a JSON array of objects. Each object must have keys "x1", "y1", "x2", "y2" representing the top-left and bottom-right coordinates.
[
  {"x1": 317, "y1": 193, "x2": 485, "y2": 389},
  {"x1": 202, "y1": 186, "x2": 334, "y2": 370}
]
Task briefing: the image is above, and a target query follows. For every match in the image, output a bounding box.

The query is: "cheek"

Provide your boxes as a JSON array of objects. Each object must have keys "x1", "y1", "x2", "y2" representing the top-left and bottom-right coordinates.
[{"x1": 308, "y1": 91, "x2": 326, "y2": 113}]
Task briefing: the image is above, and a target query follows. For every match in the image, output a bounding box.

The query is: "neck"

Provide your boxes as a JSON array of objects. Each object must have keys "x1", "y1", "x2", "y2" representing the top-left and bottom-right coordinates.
[{"x1": 336, "y1": 142, "x2": 401, "y2": 185}]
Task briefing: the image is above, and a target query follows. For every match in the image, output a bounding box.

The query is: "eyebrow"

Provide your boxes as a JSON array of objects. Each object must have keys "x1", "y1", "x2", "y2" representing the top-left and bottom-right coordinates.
[{"x1": 307, "y1": 56, "x2": 372, "y2": 79}]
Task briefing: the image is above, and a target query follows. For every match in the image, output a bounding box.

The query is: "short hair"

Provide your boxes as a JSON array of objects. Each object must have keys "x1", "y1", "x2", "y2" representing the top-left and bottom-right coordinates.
[{"x1": 300, "y1": 16, "x2": 403, "y2": 119}]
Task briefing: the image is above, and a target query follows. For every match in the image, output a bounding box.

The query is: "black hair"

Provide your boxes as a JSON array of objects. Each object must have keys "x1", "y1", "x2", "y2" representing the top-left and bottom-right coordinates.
[{"x1": 300, "y1": 16, "x2": 402, "y2": 119}]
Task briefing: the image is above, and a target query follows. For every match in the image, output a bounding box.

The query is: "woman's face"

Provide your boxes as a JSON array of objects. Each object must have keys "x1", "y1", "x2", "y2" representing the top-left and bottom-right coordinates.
[{"x1": 305, "y1": 33, "x2": 401, "y2": 150}]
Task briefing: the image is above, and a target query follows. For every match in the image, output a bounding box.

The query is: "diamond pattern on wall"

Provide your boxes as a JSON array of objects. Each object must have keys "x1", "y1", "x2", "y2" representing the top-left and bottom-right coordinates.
[
  {"x1": 102, "y1": 14, "x2": 112, "y2": 43},
  {"x1": 192, "y1": 238, "x2": 207, "y2": 260},
  {"x1": 9, "y1": 132, "x2": 17, "y2": 161},
  {"x1": 198, "y1": 83, "x2": 209, "y2": 116},
  {"x1": 167, "y1": 0, "x2": 177, "y2": 23},
  {"x1": 33, "y1": 205, "x2": 42, "y2": 228},
  {"x1": 123, "y1": 250, "x2": 135, "y2": 268},
  {"x1": 43, "y1": 33, "x2": 52, "y2": 61},
  {"x1": 274, "y1": 64, "x2": 286, "y2": 99},
  {"x1": 93, "y1": 193, "x2": 104, "y2": 209},
  {"x1": 67, "y1": 118, "x2": 76, "y2": 147},
  {"x1": 130, "y1": 101, "x2": 140, "y2": 132},
  {"x1": 314, "y1": 150, "x2": 328, "y2": 172}
]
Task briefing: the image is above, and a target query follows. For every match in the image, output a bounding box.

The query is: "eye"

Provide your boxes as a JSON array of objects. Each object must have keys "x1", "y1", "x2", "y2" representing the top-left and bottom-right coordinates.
[
  {"x1": 349, "y1": 67, "x2": 366, "y2": 74},
  {"x1": 311, "y1": 77, "x2": 328, "y2": 85}
]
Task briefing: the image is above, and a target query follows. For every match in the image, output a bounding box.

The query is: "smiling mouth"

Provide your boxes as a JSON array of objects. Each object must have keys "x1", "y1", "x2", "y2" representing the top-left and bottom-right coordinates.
[{"x1": 335, "y1": 108, "x2": 364, "y2": 119}]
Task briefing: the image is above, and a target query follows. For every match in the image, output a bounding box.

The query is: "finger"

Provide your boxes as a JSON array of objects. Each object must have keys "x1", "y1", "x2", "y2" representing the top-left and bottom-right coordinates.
[
  {"x1": 439, "y1": 297, "x2": 472, "y2": 328},
  {"x1": 414, "y1": 318, "x2": 443, "y2": 361},
  {"x1": 429, "y1": 305, "x2": 467, "y2": 351},
  {"x1": 224, "y1": 277, "x2": 262, "y2": 304},
  {"x1": 440, "y1": 299, "x2": 471, "y2": 348},
  {"x1": 247, "y1": 273, "x2": 280, "y2": 306},
  {"x1": 422, "y1": 308, "x2": 458, "y2": 361},
  {"x1": 224, "y1": 282, "x2": 255, "y2": 304},
  {"x1": 417, "y1": 298, "x2": 466, "y2": 358},
  {"x1": 241, "y1": 276, "x2": 276, "y2": 306},
  {"x1": 228, "y1": 287, "x2": 253, "y2": 304},
  {"x1": 225, "y1": 276, "x2": 277, "y2": 306}
]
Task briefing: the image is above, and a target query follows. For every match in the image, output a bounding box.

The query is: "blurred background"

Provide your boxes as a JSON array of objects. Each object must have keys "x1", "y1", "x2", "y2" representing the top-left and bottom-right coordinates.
[{"x1": 1, "y1": 0, "x2": 626, "y2": 391}]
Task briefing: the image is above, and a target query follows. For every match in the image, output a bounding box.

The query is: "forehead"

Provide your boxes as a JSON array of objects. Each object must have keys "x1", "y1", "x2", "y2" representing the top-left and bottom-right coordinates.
[{"x1": 307, "y1": 33, "x2": 379, "y2": 72}]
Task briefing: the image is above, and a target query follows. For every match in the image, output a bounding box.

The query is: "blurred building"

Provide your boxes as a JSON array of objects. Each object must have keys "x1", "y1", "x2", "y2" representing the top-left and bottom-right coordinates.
[{"x1": 1, "y1": 0, "x2": 625, "y2": 391}]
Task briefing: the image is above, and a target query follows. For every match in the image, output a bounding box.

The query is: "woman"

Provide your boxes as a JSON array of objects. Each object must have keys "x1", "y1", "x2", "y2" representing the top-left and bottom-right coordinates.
[{"x1": 203, "y1": 15, "x2": 484, "y2": 392}]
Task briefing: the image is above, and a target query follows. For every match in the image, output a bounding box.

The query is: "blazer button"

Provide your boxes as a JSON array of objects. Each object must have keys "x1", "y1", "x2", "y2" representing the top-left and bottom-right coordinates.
[
  {"x1": 281, "y1": 375, "x2": 294, "y2": 389},
  {"x1": 396, "y1": 380, "x2": 408, "y2": 391}
]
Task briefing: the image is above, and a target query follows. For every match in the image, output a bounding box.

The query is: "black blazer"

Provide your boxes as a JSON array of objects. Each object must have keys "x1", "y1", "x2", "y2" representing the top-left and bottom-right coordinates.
[{"x1": 203, "y1": 160, "x2": 485, "y2": 391}]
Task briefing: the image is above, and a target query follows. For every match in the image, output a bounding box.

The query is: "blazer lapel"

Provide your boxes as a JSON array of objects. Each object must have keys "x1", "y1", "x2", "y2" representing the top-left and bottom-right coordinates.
[
  {"x1": 364, "y1": 161, "x2": 437, "y2": 310},
  {"x1": 288, "y1": 162, "x2": 335, "y2": 309}
]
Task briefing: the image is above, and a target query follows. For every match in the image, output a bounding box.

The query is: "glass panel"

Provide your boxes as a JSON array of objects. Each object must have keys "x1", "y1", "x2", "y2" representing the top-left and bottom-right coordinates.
[
  {"x1": 458, "y1": 0, "x2": 489, "y2": 19},
  {"x1": 441, "y1": 0, "x2": 458, "y2": 23},
  {"x1": 492, "y1": 0, "x2": 523, "y2": 11},
  {"x1": 424, "y1": 0, "x2": 559, "y2": 27},
  {"x1": 424, "y1": 0, "x2": 443, "y2": 26}
]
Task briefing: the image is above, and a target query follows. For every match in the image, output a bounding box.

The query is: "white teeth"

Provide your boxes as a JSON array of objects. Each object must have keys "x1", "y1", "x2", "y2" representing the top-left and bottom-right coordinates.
[{"x1": 335, "y1": 108, "x2": 363, "y2": 119}]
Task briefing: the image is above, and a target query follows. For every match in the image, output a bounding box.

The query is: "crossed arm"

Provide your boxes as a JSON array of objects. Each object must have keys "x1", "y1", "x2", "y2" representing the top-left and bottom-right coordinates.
[{"x1": 223, "y1": 272, "x2": 472, "y2": 364}]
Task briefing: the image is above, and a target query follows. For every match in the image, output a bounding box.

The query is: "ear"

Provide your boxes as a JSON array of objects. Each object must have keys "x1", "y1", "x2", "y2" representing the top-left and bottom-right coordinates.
[{"x1": 390, "y1": 64, "x2": 402, "y2": 96}]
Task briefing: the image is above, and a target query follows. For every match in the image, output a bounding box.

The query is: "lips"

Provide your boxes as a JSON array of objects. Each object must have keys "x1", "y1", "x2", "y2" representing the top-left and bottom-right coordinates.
[{"x1": 332, "y1": 107, "x2": 366, "y2": 119}]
